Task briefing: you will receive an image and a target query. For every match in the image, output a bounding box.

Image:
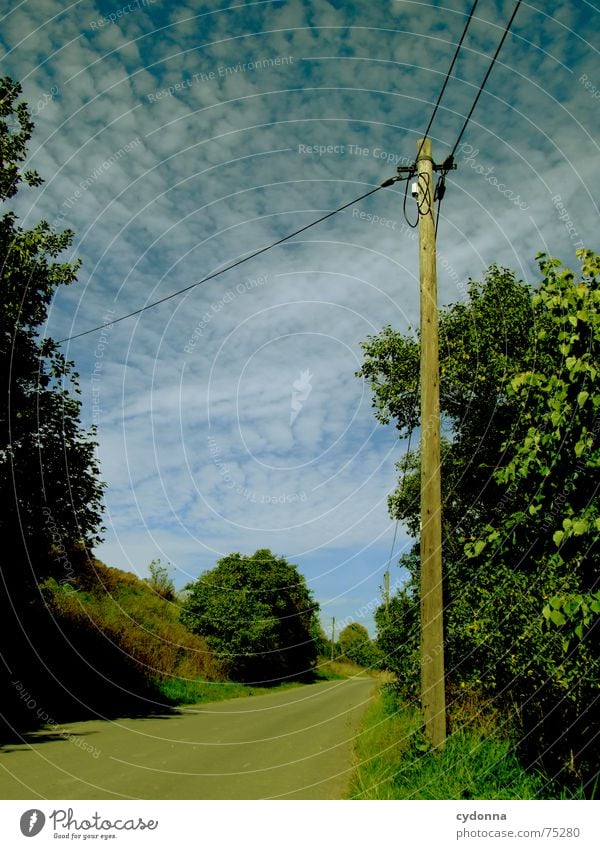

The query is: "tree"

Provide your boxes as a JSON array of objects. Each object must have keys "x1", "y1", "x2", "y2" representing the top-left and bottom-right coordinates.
[
  {"x1": 461, "y1": 250, "x2": 599, "y2": 780},
  {"x1": 0, "y1": 76, "x2": 105, "y2": 589},
  {"x1": 310, "y1": 622, "x2": 332, "y2": 658},
  {"x1": 181, "y1": 549, "x2": 320, "y2": 683},
  {"x1": 339, "y1": 621, "x2": 378, "y2": 667},
  {"x1": 374, "y1": 554, "x2": 419, "y2": 681},
  {"x1": 145, "y1": 559, "x2": 175, "y2": 601},
  {"x1": 359, "y1": 264, "x2": 536, "y2": 538},
  {"x1": 0, "y1": 78, "x2": 105, "y2": 733},
  {"x1": 359, "y1": 264, "x2": 538, "y2": 690}
]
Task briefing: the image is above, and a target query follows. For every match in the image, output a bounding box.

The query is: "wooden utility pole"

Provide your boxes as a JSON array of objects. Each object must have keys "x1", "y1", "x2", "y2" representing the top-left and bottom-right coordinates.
[
  {"x1": 385, "y1": 568, "x2": 390, "y2": 613},
  {"x1": 417, "y1": 138, "x2": 446, "y2": 748},
  {"x1": 331, "y1": 616, "x2": 335, "y2": 660}
]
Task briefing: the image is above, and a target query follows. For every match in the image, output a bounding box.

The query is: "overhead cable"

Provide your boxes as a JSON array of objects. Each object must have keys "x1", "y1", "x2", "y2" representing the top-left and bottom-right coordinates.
[
  {"x1": 416, "y1": 0, "x2": 481, "y2": 166},
  {"x1": 450, "y1": 0, "x2": 523, "y2": 158},
  {"x1": 57, "y1": 182, "x2": 390, "y2": 344}
]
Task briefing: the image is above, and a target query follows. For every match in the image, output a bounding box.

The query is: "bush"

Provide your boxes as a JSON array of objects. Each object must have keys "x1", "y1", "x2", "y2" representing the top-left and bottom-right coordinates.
[
  {"x1": 339, "y1": 622, "x2": 381, "y2": 668},
  {"x1": 181, "y1": 549, "x2": 320, "y2": 683},
  {"x1": 144, "y1": 558, "x2": 176, "y2": 601}
]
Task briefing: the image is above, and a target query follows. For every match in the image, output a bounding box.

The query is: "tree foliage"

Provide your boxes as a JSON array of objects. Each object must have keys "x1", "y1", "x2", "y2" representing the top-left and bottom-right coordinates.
[
  {"x1": 0, "y1": 77, "x2": 105, "y2": 590},
  {"x1": 145, "y1": 559, "x2": 176, "y2": 601},
  {"x1": 359, "y1": 264, "x2": 536, "y2": 536},
  {"x1": 0, "y1": 77, "x2": 105, "y2": 734},
  {"x1": 361, "y1": 252, "x2": 599, "y2": 784},
  {"x1": 338, "y1": 621, "x2": 379, "y2": 667},
  {"x1": 459, "y1": 250, "x2": 599, "y2": 776},
  {"x1": 374, "y1": 553, "x2": 420, "y2": 683},
  {"x1": 181, "y1": 549, "x2": 320, "y2": 683}
]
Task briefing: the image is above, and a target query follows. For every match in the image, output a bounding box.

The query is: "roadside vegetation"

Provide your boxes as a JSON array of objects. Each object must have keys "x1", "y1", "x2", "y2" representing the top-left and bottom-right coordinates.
[
  {"x1": 349, "y1": 686, "x2": 548, "y2": 800},
  {"x1": 39, "y1": 556, "x2": 224, "y2": 706},
  {"x1": 314, "y1": 658, "x2": 371, "y2": 680},
  {"x1": 358, "y1": 250, "x2": 599, "y2": 798},
  {"x1": 7, "y1": 550, "x2": 328, "y2": 732},
  {"x1": 181, "y1": 548, "x2": 320, "y2": 684}
]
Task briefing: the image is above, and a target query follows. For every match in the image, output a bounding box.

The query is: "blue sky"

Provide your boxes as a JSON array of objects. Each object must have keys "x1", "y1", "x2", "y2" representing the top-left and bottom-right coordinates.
[{"x1": 2, "y1": 0, "x2": 598, "y2": 636}]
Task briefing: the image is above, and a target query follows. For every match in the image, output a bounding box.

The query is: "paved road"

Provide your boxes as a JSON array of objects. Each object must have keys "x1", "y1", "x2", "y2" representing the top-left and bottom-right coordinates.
[{"x1": 0, "y1": 678, "x2": 375, "y2": 799}]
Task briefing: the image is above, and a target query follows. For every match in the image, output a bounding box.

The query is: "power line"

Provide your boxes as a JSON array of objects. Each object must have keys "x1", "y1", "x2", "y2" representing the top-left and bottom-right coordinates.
[
  {"x1": 402, "y1": 177, "x2": 419, "y2": 229},
  {"x1": 57, "y1": 181, "x2": 392, "y2": 344},
  {"x1": 404, "y1": 0, "x2": 522, "y2": 232},
  {"x1": 403, "y1": 0, "x2": 480, "y2": 229},
  {"x1": 431, "y1": 0, "x2": 522, "y2": 236},
  {"x1": 415, "y1": 0, "x2": 481, "y2": 167},
  {"x1": 434, "y1": 170, "x2": 448, "y2": 237},
  {"x1": 450, "y1": 0, "x2": 523, "y2": 158}
]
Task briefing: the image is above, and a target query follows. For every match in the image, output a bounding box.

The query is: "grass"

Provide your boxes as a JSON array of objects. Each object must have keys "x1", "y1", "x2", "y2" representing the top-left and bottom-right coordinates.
[
  {"x1": 158, "y1": 656, "x2": 369, "y2": 706},
  {"x1": 314, "y1": 657, "x2": 371, "y2": 680},
  {"x1": 41, "y1": 560, "x2": 225, "y2": 688},
  {"x1": 348, "y1": 685, "x2": 547, "y2": 800},
  {"x1": 156, "y1": 677, "x2": 305, "y2": 706}
]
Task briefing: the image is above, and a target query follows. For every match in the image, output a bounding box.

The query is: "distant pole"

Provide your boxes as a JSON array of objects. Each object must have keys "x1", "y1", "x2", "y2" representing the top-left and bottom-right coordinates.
[
  {"x1": 417, "y1": 138, "x2": 446, "y2": 748},
  {"x1": 331, "y1": 616, "x2": 335, "y2": 660},
  {"x1": 385, "y1": 568, "x2": 390, "y2": 613}
]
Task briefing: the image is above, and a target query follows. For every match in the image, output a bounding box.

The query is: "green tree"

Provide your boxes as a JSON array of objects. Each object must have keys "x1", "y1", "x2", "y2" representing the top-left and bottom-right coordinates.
[
  {"x1": 311, "y1": 623, "x2": 331, "y2": 658},
  {"x1": 359, "y1": 264, "x2": 537, "y2": 689},
  {"x1": 181, "y1": 549, "x2": 320, "y2": 683},
  {"x1": 145, "y1": 559, "x2": 175, "y2": 601},
  {"x1": 374, "y1": 555, "x2": 419, "y2": 681},
  {"x1": 359, "y1": 264, "x2": 536, "y2": 538},
  {"x1": 339, "y1": 621, "x2": 378, "y2": 667},
  {"x1": 0, "y1": 77, "x2": 105, "y2": 587},
  {"x1": 0, "y1": 78, "x2": 105, "y2": 733},
  {"x1": 461, "y1": 250, "x2": 599, "y2": 780}
]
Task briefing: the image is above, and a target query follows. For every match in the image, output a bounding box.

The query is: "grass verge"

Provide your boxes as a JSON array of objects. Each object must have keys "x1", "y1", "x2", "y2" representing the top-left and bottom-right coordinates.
[
  {"x1": 348, "y1": 685, "x2": 547, "y2": 799},
  {"x1": 155, "y1": 677, "x2": 305, "y2": 706},
  {"x1": 314, "y1": 658, "x2": 371, "y2": 680},
  {"x1": 159, "y1": 657, "x2": 371, "y2": 706}
]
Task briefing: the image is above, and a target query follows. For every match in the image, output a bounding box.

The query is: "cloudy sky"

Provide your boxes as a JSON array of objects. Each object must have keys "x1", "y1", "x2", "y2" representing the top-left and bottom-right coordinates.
[{"x1": 3, "y1": 0, "x2": 598, "y2": 634}]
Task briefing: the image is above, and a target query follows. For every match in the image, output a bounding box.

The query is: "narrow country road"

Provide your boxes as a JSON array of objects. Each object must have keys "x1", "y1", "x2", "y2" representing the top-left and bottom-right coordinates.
[{"x1": 0, "y1": 677, "x2": 375, "y2": 799}]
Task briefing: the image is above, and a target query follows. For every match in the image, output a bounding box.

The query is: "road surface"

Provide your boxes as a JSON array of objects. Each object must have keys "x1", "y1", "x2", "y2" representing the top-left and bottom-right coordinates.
[{"x1": 0, "y1": 677, "x2": 375, "y2": 799}]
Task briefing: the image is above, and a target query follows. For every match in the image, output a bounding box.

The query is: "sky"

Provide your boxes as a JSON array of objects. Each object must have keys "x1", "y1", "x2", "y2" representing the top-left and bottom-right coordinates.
[{"x1": 2, "y1": 0, "x2": 599, "y2": 636}]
